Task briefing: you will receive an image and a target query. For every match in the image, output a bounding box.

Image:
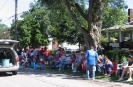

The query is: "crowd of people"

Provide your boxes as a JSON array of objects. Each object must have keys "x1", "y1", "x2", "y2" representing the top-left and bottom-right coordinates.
[{"x1": 17, "y1": 43, "x2": 133, "y2": 82}]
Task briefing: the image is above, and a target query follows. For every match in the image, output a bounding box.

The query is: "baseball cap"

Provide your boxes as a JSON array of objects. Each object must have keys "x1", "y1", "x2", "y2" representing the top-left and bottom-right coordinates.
[{"x1": 128, "y1": 55, "x2": 133, "y2": 59}]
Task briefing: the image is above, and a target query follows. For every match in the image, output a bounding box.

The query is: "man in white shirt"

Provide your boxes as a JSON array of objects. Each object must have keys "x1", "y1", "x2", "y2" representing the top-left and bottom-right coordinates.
[
  {"x1": 117, "y1": 55, "x2": 133, "y2": 82},
  {"x1": 58, "y1": 54, "x2": 71, "y2": 71}
]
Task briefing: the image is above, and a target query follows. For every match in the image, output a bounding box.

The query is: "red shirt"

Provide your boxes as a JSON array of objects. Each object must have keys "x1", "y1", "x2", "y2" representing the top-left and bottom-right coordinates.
[
  {"x1": 54, "y1": 57, "x2": 59, "y2": 61},
  {"x1": 40, "y1": 50, "x2": 45, "y2": 55},
  {"x1": 59, "y1": 50, "x2": 65, "y2": 57},
  {"x1": 71, "y1": 57, "x2": 75, "y2": 63},
  {"x1": 82, "y1": 63, "x2": 86, "y2": 70},
  {"x1": 81, "y1": 57, "x2": 86, "y2": 70},
  {"x1": 81, "y1": 57, "x2": 86, "y2": 63},
  {"x1": 45, "y1": 49, "x2": 50, "y2": 57},
  {"x1": 41, "y1": 60, "x2": 45, "y2": 64}
]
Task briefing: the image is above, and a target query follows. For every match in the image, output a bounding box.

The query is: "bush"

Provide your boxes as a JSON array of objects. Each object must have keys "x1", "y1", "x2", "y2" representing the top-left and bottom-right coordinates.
[
  {"x1": 100, "y1": 35, "x2": 106, "y2": 46},
  {"x1": 50, "y1": 49, "x2": 55, "y2": 55},
  {"x1": 104, "y1": 50, "x2": 128, "y2": 64}
]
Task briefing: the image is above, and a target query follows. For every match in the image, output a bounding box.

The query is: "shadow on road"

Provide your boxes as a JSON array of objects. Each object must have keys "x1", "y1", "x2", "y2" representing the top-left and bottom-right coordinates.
[
  {"x1": 18, "y1": 67, "x2": 133, "y2": 86},
  {"x1": 18, "y1": 67, "x2": 82, "y2": 80},
  {"x1": 0, "y1": 72, "x2": 12, "y2": 77}
]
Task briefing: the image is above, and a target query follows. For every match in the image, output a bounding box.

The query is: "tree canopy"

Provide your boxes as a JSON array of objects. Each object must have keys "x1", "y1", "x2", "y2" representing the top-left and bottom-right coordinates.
[
  {"x1": 9, "y1": 0, "x2": 128, "y2": 49},
  {"x1": 38, "y1": 0, "x2": 127, "y2": 49},
  {"x1": 11, "y1": 2, "x2": 51, "y2": 48}
]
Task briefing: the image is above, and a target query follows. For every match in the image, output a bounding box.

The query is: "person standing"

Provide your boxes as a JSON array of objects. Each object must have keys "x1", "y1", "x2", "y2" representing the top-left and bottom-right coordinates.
[
  {"x1": 44, "y1": 47, "x2": 50, "y2": 65},
  {"x1": 97, "y1": 43, "x2": 104, "y2": 55},
  {"x1": 85, "y1": 46, "x2": 98, "y2": 80}
]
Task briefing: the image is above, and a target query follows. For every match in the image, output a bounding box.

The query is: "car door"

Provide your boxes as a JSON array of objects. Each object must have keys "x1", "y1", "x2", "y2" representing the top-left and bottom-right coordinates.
[{"x1": 0, "y1": 39, "x2": 19, "y2": 48}]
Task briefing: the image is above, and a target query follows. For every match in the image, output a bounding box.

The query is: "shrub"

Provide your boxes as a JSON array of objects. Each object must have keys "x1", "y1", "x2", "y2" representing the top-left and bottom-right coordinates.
[
  {"x1": 104, "y1": 50, "x2": 128, "y2": 64},
  {"x1": 50, "y1": 49, "x2": 55, "y2": 55},
  {"x1": 100, "y1": 35, "x2": 106, "y2": 46}
]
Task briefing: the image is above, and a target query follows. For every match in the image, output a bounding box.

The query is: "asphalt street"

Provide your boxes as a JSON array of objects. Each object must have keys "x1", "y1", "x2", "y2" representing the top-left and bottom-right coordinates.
[{"x1": 0, "y1": 67, "x2": 132, "y2": 87}]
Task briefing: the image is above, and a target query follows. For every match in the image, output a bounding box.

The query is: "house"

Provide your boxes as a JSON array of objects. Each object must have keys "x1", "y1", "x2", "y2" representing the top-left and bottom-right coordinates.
[{"x1": 102, "y1": 9, "x2": 133, "y2": 50}]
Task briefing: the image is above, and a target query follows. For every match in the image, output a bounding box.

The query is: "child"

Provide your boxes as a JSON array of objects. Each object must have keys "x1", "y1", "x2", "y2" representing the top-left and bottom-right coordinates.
[
  {"x1": 38, "y1": 59, "x2": 45, "y2": 70},
  {"x1": 81, "y1": 53, "x2": 86, "y2": 77},
  {"x1": 102, "y1": 55, "x2": 113, "y2": 76},
  {"x1": 82, "y1": 60, "x2": 86, "y2": 78}
]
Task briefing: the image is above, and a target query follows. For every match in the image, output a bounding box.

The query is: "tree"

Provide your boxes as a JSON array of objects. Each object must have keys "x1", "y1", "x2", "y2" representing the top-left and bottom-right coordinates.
[
  {"x1": 10, "y1": 2, "x2": 51, "y2": 48},
  {"x1": 44, "y1": 1, "x2": 85, "y2": 46},
  {"x1": 102, "y1": 0, "x2": 128, "y2": 29},
  {"x1": 39, "y1": 0, "x2": 127, "y2": 49},
  {"x1": 0, "y1": 20, "x2": 10, "y2": 39},
  {"x1": 0, "y1": 20, "x2": 8, "y2": 30}
]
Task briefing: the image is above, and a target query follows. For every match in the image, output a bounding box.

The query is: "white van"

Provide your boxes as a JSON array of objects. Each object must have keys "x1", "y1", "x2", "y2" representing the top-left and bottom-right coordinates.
[{"x1": 0, "y1": 39, "x2": 19, "y2": 75}]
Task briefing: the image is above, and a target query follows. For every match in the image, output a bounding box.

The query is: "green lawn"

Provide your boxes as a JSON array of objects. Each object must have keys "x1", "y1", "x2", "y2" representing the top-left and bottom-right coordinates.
[{"x1": 45, "y1": 65, "x2": 118, "y2": 79}]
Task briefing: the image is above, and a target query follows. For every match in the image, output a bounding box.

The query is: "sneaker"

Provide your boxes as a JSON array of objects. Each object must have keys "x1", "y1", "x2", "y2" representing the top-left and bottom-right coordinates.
[
  {"x1": 91, "y1": 78, "x2": 95, "y2": 80},
  {"x1": 117, "y1": 78, "x2": 123, "y2": 81},
  {"x1": 72, "y1": 70, "x2": 76, "y2": 73},
  {"x1": 58, "y1": 68, "x2": 61, "y2": 71},
  {"x1": 108, "y1": 74, "x2": 111, "y2": 77},
  {"x1": 126, "y1": 78, "x2": 132, "y2": 82},
  {"x1": 84, "y1": 78, "x2": 90, "y2": 80},
  {"x1": 82, "y1": 75, "x2": 85, "y2": 78}
]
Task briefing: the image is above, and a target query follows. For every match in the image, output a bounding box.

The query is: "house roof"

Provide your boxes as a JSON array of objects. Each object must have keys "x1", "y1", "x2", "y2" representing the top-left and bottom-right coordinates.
[{"x1": 102, "y1": 21, "x2": 133, "y2": 32}]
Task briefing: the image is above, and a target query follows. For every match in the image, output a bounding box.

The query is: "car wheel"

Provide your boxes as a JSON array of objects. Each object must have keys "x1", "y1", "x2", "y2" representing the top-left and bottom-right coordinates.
[{"x1": 12, "y1": 71, "x2": 17, "y2": 75}]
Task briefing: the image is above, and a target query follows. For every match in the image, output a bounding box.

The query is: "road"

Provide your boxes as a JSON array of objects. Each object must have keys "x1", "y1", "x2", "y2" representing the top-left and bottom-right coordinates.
[{"x1": 0, "y1": 67, "x2": 132, "y2": 87}]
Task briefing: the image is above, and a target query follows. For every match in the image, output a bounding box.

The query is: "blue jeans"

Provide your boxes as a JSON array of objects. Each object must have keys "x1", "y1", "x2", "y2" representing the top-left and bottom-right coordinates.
[
  {"x1": 96, "y1": 65, "x2": 103, "y2": 73},
  {"x1": 59, "y1": 62, "x2": 68, "y2": 70},
  {"x1": 105, "y1": 64, "x2": 113, "y2": 74},
  {"x1": 54, "y1": 61, "x2": 60, "y2": 68},
  {"x1": 86, "y1": 64, "x2": 96, "y2": 78},
  {"x1": 39, "y1": 55, "x2": 44, "y2": 60}
]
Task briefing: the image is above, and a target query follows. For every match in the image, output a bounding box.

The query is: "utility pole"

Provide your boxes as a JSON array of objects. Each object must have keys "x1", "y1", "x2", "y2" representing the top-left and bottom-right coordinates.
[{"x1": 14, "y1": 0, "x2": 18, "y2": 40}]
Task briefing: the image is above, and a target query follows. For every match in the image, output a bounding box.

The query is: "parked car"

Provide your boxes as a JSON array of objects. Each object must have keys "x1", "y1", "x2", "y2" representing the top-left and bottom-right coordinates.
[
  {"x1": 65, "y1": 50, "x2": 72, "y2": 56},
  {"x1": 65, "y1": 49, "x2": 79, "y2": 56},
  {"x1": 0, "y1": 39, "x2": 19, "y2": 75}
]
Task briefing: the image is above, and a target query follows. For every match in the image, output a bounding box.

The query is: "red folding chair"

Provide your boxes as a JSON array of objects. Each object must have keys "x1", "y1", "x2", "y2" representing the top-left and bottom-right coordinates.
[{"x1": 111, "y1": 62, "x2": 117, "y2": 76}]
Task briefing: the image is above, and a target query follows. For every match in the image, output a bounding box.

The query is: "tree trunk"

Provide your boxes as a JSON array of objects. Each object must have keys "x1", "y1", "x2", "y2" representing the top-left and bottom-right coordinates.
[
  {"x1": 65, "y1": 0, "x2": 105, "y2": 50},
  {"x1": 87, "y1": 0, "x2": 105, "y2": 50}
]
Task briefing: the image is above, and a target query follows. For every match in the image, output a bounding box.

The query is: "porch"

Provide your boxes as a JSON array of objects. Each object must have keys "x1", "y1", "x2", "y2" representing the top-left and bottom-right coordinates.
[{"x1": 105, "y1": 24, "x2": 133, "y2": 50}]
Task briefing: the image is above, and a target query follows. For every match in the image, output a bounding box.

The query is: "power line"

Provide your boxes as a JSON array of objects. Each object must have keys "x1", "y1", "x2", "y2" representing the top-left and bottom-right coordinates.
[
  {"x1": 1, "y1": 13, "x2": 22, "y2": 23},
  {"x1": 0, "y1": 0, "x2": 9, "y2": 10},
  {"x1": 2, "y1": 16, "x2": 14, "y2": 23}
]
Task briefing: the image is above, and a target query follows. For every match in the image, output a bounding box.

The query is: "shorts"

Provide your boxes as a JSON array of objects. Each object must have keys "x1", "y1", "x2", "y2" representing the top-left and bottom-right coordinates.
[{"x1": 130, "y1": 68, "x2": 133, "y2": 71}]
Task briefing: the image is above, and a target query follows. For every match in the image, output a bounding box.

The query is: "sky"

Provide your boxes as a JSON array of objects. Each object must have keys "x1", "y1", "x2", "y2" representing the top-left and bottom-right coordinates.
[
  {"x1": 0, "y1": 0, "x2": 35, "y2": 27},
  {"x1": 0, "y1": 0, "x2": 133, "y2": 27}
]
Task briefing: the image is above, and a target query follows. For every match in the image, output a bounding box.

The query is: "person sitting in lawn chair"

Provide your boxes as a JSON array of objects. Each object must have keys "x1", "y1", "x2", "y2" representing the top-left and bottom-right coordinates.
[
  {"x1": 48, "y1": 54, "x2": 54, "y2": 66},
  {"x1": 38, "y1": 59, "x2": 45, "y2": 70},
  {"x1": 96, "y1": 55, "x2": 104, "y2": 74},
  {"x1": 62, "y1": 54, "x2": 72, "y2": 70},
  {"x1": 102, "y1": 55, "x2": 113, "y2": 76},
  {"x1": 117, "y1": 55, "x2": 133, "y2": 82},
  {"x1": 50, "y1": 54, "x2": 60, "y2": 69},
  {"x1": 72, "y1": 53, "x2": 82, "y2": 73},
  {"x1": 58, "y1": 54, "x2": 67, "y2": 71}
]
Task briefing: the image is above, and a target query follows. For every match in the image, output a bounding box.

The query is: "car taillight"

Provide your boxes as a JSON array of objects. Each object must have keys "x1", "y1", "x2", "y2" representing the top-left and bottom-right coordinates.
[{"x1": 16, "y1": 57, "x2": 20, "y2": 62}]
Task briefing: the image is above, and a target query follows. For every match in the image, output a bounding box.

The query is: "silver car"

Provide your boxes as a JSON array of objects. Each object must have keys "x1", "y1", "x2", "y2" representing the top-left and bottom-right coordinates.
[{"x1": 0, "y1": 39, "x2": 19, "y2": 75}]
